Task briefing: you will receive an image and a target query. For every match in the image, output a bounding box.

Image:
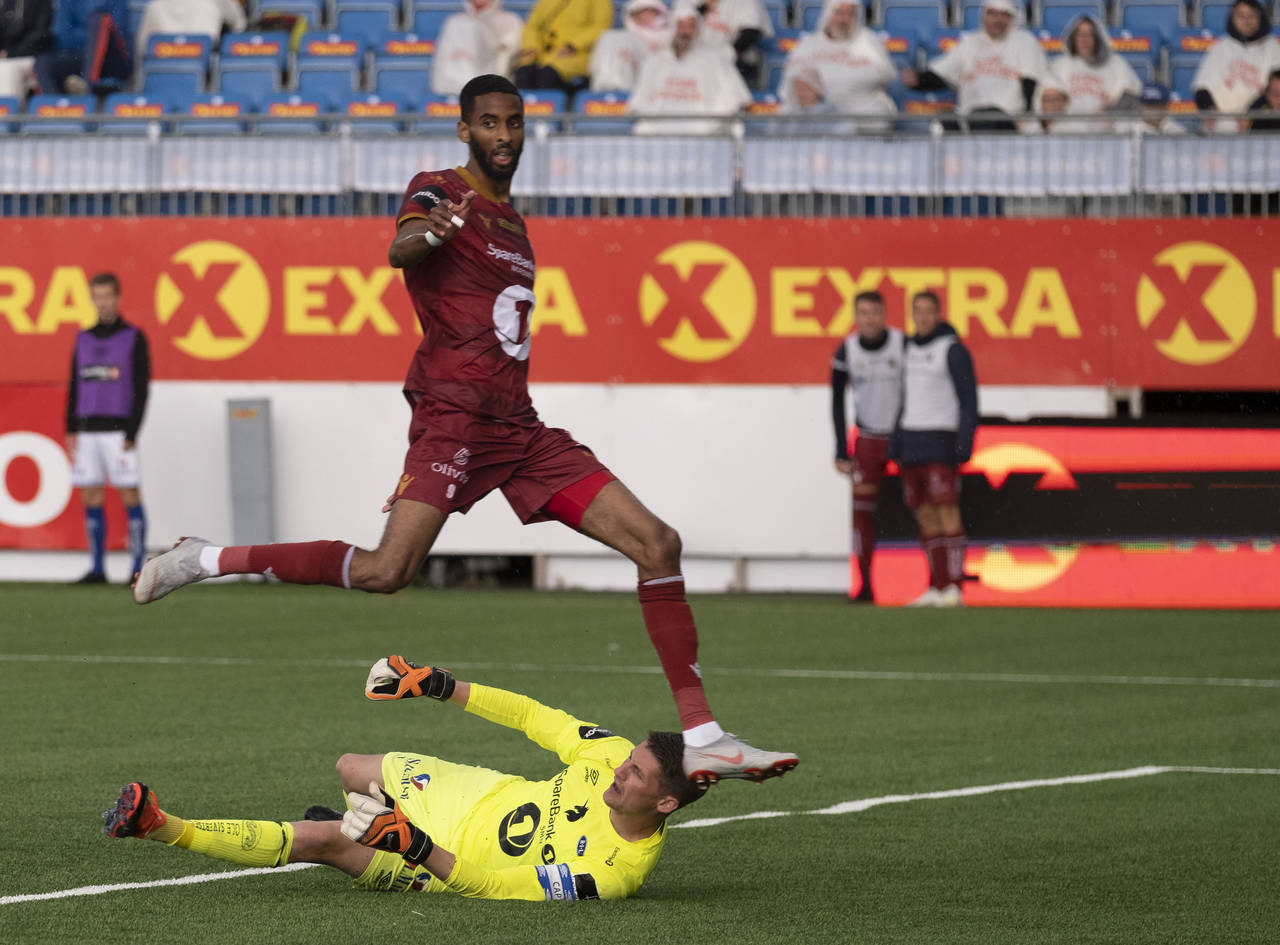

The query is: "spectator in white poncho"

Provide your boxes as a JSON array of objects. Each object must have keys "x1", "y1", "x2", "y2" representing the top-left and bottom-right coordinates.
[
  {"x1": 134, "y1": 0, "x2": 244, "y2": 60},
  {"x1": 431, "y1": 0, "x2": 524, "y2": 95},
  {"x1": 628, "y1": 0, "x2": 751, "y2": 135},
  {"x1": 1049, "y1": 14, "x2": 1141, "y2": 132},
  {"x1": 589, "y1": 0, "x2": 670, "y2": 92},
  {"x1": 698, "y1": 0, "x2": 772, "y2": 84},
  {"x1": 1193, "y1": 0, "x2": 1280, "y2": 133},
  {"x1": 902, "y1": 0, "x2": 1048, "y2": 131},
  {"x1": 780, "y1": 0, "x2": 895, "y2": 132}
]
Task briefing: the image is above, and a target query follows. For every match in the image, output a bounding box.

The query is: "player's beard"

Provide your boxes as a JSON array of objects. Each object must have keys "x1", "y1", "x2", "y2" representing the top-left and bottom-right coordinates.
[{"x1": 471, "y1": 138, "x2": 522, "y2": 182}]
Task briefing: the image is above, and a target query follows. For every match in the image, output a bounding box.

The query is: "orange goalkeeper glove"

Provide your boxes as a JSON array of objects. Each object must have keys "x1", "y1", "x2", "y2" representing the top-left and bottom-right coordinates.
[
  {"x1": 341, "y1": 782, "x2": 435, "y2": 866},
  {"x1": 365, "y1": 655, "x2": 456, "y2": 701}
]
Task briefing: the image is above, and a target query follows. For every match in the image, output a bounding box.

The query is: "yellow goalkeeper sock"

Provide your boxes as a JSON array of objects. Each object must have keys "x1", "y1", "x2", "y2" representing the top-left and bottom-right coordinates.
[
  {"x1": 352, "y1": 849, "x2": 419, "y2": 891},
  {"x1": 160, "y1": 816, "x2": 294, "y2": 868}
]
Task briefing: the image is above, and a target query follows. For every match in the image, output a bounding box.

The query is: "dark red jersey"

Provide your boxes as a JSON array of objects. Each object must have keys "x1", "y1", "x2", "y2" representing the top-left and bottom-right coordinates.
[{"x1": 396, "y1": 166, "x2": 538, "y2": 423}]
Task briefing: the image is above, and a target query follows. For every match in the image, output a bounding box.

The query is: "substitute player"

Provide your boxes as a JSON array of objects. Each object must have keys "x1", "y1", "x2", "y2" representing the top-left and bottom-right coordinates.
[
  {"x1": 133, "y1": 74, "x2": 794, "y2": 786},
  {"x1": 104, "y1": 655, "x2": 704, "y2": 901},
  {"x1": 893, "y1": 291, "x2": 978, "y2": 607},
  {"x1": 830, "y1": 290, "x2": 904, "y2": 604},
  {"x1": 65, "y1": 272, "x2": 150, "y2": 583}
]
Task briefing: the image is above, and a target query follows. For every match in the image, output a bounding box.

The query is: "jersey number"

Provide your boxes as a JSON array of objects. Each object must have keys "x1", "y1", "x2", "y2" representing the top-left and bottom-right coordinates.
[{"x1": 493, "y1": 285, "x2": 535, "y2": 361}]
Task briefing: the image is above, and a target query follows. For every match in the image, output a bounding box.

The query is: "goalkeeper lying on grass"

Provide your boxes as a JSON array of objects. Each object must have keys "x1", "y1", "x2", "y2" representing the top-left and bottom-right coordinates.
[{"x1": 103, "y1": 656, "x2": 706, "y2": 900}]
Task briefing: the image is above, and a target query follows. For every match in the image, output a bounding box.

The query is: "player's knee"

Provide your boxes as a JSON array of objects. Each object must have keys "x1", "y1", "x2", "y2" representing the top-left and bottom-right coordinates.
[
  {"x1": 354, "y1": 558, "x2": 415, "y2": 594},
  {"x1": 335, "y1": 753, "x2": 372, "y2": 790},
  {"x1": 641, "y1": 522, "x2": 682, "y2": 573}
]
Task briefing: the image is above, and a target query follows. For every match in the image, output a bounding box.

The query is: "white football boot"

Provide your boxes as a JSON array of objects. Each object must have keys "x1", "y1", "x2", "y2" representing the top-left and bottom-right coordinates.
[
  {"x1": 906, "y1": 587, "x2": 943, "y2": 607},
  {"x1": 683, "y1": 734, "x2": 798, "y2": 786},
  {"x1": 936, "y1": 584, "x2": 965, "y2": 607},
  {"x1": 132, "y1": 537, "x2": 212, "y2": 604}
]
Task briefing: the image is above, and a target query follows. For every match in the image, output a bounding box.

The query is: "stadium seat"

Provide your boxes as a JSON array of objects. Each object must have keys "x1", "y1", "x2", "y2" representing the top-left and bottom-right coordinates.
[
  {"x1": 521, "y1": 88, "x2": 568, "y2": 127},
  {"x1": 216, "y1": 33, "x2": 289, "y2": 110},
  {"x1": 143, "y1": 69, "x2": 204, "y2": 100},
  {"x1": 258, "y1": 92, "x2": 328, "y2": 133},
  {"x1": 1108, "y1": 30, "x2": 1162, "y2": 84},
  {"x1": 929, "y1": 28, "x2": 962, "y2": 58},
  {"x1": 293, "y1": 33, "x2": 364, "y2": 107},
  {"x1": 143, "y1": 33, "x2": 212, "y2": 75},
  {"x1": 882, "y1": 0, "x2": 947, "y2": 38},
  {"x1": 1170, "y1": 26, "x2": 1214, "y2": 97},
  {"x1": 958, "y1": 0, "x2": 984, "y2": 29},
  {"x1": 1195, "y1": 0, "x2": 1234, "y2": 31},
  {"x1": 1039, "y1": 1, "x2": 1106, "y2": 34},
  {"x1": 127, "y1": 0, "x2": 148, "y2": 37},
  {"x1": 574, "y1": 90, "x2": 633, "y2": 134},
  {"x1": 339, "y1": 91, "x2": 407, "y2": 133},
  {"x1": 762, "y1": 0, "x2": 789, "y2": 32},
  {"x1": 876, "y1": 30, "x2": 921, "y2": 68},
  {"x1": 23, "y1": 95, "x2": 97, "y2": 133},
  {"x1": 411, "y1": 2, "x2": 454, "y2": 39},
  {"x1": 335, "y1": 1, "x2": 400, "y2": 45},
  {"x1": 0, "y1": 96, "x2": 20, "y2": 133},
  {"x1": 372, "y1": 33, "x2": 436, "y2": 109},
  {"x1": 899, "y1": 88, "x2": 956, "y2": 131},
  {"x1": 259, "y1": 0, "x2": 327, "y2": 28},
  {"x1": 415, "y1": 93, "x2": 462, "y2": 133},
  {"x1": 174, "y1": 93, "x2": 251, "y2": 134},
  {"x1": 1117, "y1": 0, "x2": 1185, "y2": 43},
  {"x1": 1030, "y1": 28, "x2": 1064, "y2": 57},
  {"x1": 764, "y1": 30, "x2": 800, "y2": 96},
  {"x1": 101, "y1": 93, "x2": 171, "y2": 135},
  {"x1": 796, "y1": 0, "x2": 824, "y2": 31}
]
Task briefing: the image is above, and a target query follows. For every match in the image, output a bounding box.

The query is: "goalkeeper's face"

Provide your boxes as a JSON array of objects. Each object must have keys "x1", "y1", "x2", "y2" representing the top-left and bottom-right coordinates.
[{"x1": 603, "y1": 743, "x2": 679, "y2": 817}]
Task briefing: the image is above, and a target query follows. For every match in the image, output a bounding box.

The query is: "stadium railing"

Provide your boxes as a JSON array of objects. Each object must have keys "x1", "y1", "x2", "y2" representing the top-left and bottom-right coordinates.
[{"x1": 1, "y1": 112, "x2": 1277, "y2": 218}]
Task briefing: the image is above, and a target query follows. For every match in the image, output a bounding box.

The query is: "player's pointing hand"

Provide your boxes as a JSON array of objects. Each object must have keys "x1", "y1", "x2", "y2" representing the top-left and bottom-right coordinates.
[{"x1": 424, "y1": 190, "x2": 476, "y2": 248}]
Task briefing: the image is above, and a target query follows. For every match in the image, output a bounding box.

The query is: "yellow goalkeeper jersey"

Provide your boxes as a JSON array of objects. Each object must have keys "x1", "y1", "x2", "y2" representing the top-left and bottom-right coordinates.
[{"x1": 391, "y1": 683, "x2": 666, "y2": 901}]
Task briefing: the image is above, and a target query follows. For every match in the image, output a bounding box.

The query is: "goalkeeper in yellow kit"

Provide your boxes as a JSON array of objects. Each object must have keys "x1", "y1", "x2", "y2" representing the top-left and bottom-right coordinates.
[{"x1": 102, "y1": 656, "x2": 706, "y2": 901}]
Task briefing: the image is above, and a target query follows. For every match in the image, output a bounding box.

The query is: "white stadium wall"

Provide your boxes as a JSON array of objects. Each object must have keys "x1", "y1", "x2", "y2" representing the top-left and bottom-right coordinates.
[{"x1": 1, "y1": 382, "x2": 1107, "y2": 589}]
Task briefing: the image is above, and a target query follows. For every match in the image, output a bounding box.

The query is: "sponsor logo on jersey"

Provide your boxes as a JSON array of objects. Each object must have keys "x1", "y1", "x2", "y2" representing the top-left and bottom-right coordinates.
[
  {"x1": 81, "y1": 365, "x2": 121, "y2": 381},
  {"x1": 396, "y1": 474, "x2": 414, "y2": 496},
  {"x1": 577, "y1": 835, "x2": 588, "y2": 856},
  {"x1": 604, "y1": 846, "x2": 619, "y2": 866},
  {"x1": 578, "y1": 725, "x2": 614, "y2": 740},
  {"x1": 411, "y1": 186, "x2": 448, "y2": 209},
  {"x1": 541, "y1": 842, "x2": 556, "y2": 864},
  {"x1": 154, "y1": 240, "x2": 269, "y2": 360},
  {"x1": 411, "y1": 773, "x2": 431, "y2": 790},
  {"x1": 639, "y1": 241, "x2": 756, "y2": 363},
  {"x1": 487, "y1": 243, "x2": 535, "y2": 280},
  {"x1": 566, "y1": 804, "x2": 588, "y2": 822},
  {"x1": 430, "y1": 461, "x2": 469, "y2": 484},
  {"x1": 1135, "y1": 241, "x2": 1256, "y2": 366},
  {"x1": 452, "y1": 447, "x2": 470, "y2": 466},
  {"x1": 497, "y1": 802, "x2": 541, "y2": 856}
]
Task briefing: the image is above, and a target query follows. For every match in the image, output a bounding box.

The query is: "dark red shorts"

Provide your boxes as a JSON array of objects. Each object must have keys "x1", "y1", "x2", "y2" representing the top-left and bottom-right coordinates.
[
  {"x1": 388, "y1": 398, "x2": 613, "y2": 524},
  {"x1": 851, "y1": 433, "x2": 890, "y2": 489},
  {"x1": 901, "y1": 462, "x2": 960, "y2": 510}
]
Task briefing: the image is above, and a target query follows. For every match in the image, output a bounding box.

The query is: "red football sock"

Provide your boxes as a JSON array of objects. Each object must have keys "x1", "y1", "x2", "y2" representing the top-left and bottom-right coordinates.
[
  {"x1": 637, "y1": 577, "x2": 714, "y2": 730},
  {"x1": 944, "y1": 532, "x2": 967, "y2": 588},
  {"x1": 218, "y1": 541, "x2": 354, "y2": 588},
  {"x1": 924, "y1": 538, "x2": 949, "y2": 590},
  {"x1": 852, "y1": 500, "x2": 877, "y2": 591}
]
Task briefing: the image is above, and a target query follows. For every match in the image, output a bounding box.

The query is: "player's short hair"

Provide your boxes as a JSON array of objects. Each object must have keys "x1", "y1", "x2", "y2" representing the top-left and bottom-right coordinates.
[
  {"x1": 646, "y1": 731, "x2": 707, "y2": 810},
  {"x1": 912, "y1": 290, "x2": 942, "y2": 311},
  {"x1": 854, "y1": 290, "x2": 885, "y2": 308},
  {"x1": 460, "y1": 75, "x2": 522, "y2": 122},
  {"x1": 89, "y1": 272, "x2": 121, "y2": 294}
]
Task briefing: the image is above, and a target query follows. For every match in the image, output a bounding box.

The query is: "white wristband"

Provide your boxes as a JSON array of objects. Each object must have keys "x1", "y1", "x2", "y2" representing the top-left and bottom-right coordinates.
[
  {"x1": 450, "y1": 214, "x2": 466, "y2": 229},
  {"x1": 424, "y1": 231, "x2": 443, "y2": 248}
]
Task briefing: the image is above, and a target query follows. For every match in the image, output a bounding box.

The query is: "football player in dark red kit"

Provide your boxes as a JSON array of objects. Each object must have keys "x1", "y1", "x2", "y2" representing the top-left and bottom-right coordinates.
[{"x1": 134, "y1": 75, "x2": 796, "y2": 787}]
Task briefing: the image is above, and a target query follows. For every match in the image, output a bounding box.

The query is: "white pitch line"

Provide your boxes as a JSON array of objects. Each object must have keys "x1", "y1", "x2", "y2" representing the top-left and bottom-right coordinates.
[
  {"x1": 1, "y1": 653, "x2": 1279, "y2": 689},
  {"x1": 671, "y1": 765, "x2": 1280, "y2": 830},
  {"x1": 4, "y1": 766, "x2": 1279, "y2": 906}
]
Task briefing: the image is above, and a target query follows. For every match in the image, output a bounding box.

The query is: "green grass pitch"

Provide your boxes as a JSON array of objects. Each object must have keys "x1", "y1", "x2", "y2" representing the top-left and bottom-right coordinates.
[{"x1": 1, "y1": 584, "x2": 1277, "y2": 944}]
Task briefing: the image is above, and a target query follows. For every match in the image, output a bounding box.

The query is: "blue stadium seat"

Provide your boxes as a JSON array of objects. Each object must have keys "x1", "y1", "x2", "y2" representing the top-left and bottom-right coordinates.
[
  {"x1": 335, "y1": 1, "x2": 400, "y2": 45},
  {"x1": 143, "y1": 33, "x2": 213, "y2": 74},
  {"x1": 764, "y1": 31, "x2": 800, "y2": 96},
  {"x1": 882, "y1": 1, "x2": 947, "y2": 38},
  {"x1": 1170, "y1": 28, "x2": 1214, "y2": 99},
  {"x1": 127, "y1": 0, "x2": 148, "y2": 37},
  {"x1": 899, "y1": 88, "x2": 956, "y2": 131},
  {"x1": 24, "y1": 95, "x2": 97, "y2": 133},
  {"x1": 143, "y1": 69, "x2": 203, "y2": 100},
  {"x1": 1171, "y1": 59, "x2": 1199, "y2": 98},
  {"x1": 0, "y1": 96, "x2": 20, "y2": 133},
  {"x1": 521, "y1": 88, "x2": 568, "y2": 117},
  {"x1": 763, "y1": 0, "x2": 789, "y2": 32},
  {"x1": 1195, "y1": 0, "x2": 1234, "y2": 31},
  {"x1": 1039, "y1": 1, "x2": 1106, "y2": 34},
  {"x1": 876, "y1": 30, "x2": 920, "y2": 68},
  {"x1": 294, "y1": 32, "x2": 364, "y2": 107},
  {"x1": 101, "y1": 93, "x2": 171, "y2": 135},
  {"x1": 216, "y1": 33, "x2": 289, "y2": 109},
  {"x1": 1108, "y1": 30, "x2": 1162, "y2": 85},
  {"x1": 797, "y1": 0, "x2": 825, "y2": 31},
  {"x1": 414, "y1": 93, "x2": 462, "y2": 133},
  {"x1": 339, "y1": 91, "x2": 407, "y2": 134},
  {"x1": 959, "y1": 0, "x2": 984, "y2": 29},
  {"x1": 1118, "y1": 0, "x2": 1185, "y2": 43},
  {"x1": 574, "y1": 91, "x2": 632, "y2": 134},
  {"x1": 372, "y1": 33, "x2": 436, "y2": 109},
  {"x1": 296, "y1": 66, "x2": 361, "y2": 108},
  {"x1": 411, "y1": 3, "x2": 454, "y2": 39},
  {"x1": 296, "y1": 31, "x2": 365, "y2": 70},
  {"x1": 929, "y1": 28, "x2": 962, "y2": 59},
  {"x1": 258, "y1": 92, "x2": 329, "y2": 133},
  {"x1": 175, "y1": 93, "x2": 251, "y2": 134}
]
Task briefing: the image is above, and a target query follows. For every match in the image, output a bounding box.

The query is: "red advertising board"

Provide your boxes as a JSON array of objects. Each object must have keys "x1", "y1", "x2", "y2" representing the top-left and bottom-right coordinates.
[
  {"x1": 0, "y1": 384, "x2": 129, "y2": 550},
  {"x1": 1, "y1": 218, "x2": 1277, "y2": 388}
]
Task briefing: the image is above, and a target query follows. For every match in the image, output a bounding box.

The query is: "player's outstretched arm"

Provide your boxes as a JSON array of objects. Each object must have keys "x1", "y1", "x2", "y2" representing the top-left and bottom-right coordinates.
[
  {"x1": 387, "y1": 190, "x2": 476, "y2": 269},
  {"x1": 365, "y1": 655, "x2": 470, "y2": 706}
]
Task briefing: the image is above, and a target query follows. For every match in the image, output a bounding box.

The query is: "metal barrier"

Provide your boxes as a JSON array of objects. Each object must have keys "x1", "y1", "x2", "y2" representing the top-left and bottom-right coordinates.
[{"x1": 1, "y1": 114, "x2": 1277, "y2": 218}]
